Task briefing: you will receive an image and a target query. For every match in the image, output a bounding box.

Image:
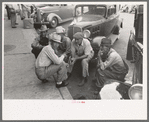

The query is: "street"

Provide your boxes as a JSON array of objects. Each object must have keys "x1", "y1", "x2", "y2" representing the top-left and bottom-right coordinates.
[
  {"x1": 4, "y1": 9, "x2": 135, "y2": 99},
  {"x1": 47, "y1": 12, "x2": 135, "y2": 99}
]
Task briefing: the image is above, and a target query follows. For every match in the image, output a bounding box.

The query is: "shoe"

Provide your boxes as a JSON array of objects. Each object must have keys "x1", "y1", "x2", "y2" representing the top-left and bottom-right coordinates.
[
  {"x1": 56, "y1": 81, "x2": 69, "y2": 88},
  {"x1": 42, "y1": 79, "x2": 48, "y2": 83},
  {"x1": 12, "y1": 26, "x2": 17, "y2": 28},
  {"x1": 78, "y1": 77, "x2": 87, "y2": 87}
]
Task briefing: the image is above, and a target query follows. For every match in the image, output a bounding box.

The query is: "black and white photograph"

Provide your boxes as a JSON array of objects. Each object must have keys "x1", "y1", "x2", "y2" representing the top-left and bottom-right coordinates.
[{"x1": 2, "y1": 1, "x2": 147, "y2": 120}]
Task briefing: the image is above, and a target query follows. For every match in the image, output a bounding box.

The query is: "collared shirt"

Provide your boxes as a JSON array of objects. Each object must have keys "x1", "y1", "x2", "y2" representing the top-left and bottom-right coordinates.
[
  {"x1": 58, "y1": 36, "x2": 71, "y2": 55},
  {"x1": 35, "y1": 44, "x2": 64, "y2": 68},
  {"x1": 71, "y1": 38, "x2": 93, "y2": 56},
  {"x1": 101, "y1": 48, "x2": 126, "y2": 72}
]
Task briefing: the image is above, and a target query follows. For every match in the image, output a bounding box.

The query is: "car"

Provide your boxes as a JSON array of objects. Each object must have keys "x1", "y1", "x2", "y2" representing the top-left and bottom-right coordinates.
[
  {"x1": 67, "y1": 4, "x2": 123, "y2": 57},
  {"x1": 33, "y1": 4, "x2": 75, "y2": 28},
  {"x1": 126, "y1": 5, "x2": 143, "y2": 85}
]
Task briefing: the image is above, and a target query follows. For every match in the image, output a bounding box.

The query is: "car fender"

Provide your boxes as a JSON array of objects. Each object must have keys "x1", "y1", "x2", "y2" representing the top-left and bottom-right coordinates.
[
  {"x1": 92, "y1": 36, "x2": 106, "y2": 48},
  {"x1": 47, "y1": 13, "x2": 62, "y2": 23},
  {"x1": 126, "y1": 30, "x2": 135, "y2": 60},
  {"x1": 112, "y1": 18, "x2": 123, "y2": 34}
]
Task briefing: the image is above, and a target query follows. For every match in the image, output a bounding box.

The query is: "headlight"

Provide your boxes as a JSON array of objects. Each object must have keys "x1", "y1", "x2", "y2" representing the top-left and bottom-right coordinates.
[
  {"x1": 83, "y1": 29, "x2": 91, "y2": 38},
  {"x1": 128, "y1": 84, "x2": 143, "y2": 100}
]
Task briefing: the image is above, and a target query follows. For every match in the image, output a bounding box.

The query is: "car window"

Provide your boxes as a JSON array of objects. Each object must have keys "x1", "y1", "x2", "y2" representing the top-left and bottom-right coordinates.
[
  {"x1": 76, "y1": 7, "x2": 82, "y2": 16},
  {"x1": 108, "y1": 5, "x2": 116, "y2": 16},
  {"x1": 76, "y1": 5, "x2": 106, "y2": 16}
]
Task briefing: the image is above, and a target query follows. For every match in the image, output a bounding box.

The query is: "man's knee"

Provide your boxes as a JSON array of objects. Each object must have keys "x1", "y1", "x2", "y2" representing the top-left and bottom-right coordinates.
[{"x1": 81, "y1": 58, "x2": 88, "y2": 66}]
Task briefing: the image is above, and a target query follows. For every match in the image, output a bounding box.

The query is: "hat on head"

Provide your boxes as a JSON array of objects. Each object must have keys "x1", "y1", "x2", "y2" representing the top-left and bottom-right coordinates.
[
  {"x1": 56, "y1": 26, "x2": 66, "y2": 34},
  {"x1": 39, "y1": 25, "x2": 48, "y2": 32},
  {"x1": 49, "y1": 32, "x2": 61, "y2": 43},
  {"x1": 73, "y1": 32, "x2": 84, "y2": 40},
  {"x1": 100, "y1": 38, "x2": 111, "y2": 47}
]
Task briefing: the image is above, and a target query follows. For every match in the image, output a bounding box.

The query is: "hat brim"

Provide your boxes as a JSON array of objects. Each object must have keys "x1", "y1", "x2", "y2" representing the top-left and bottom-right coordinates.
[{"x1": 52, "y1": 39, "x2": 62, "y2": 43}]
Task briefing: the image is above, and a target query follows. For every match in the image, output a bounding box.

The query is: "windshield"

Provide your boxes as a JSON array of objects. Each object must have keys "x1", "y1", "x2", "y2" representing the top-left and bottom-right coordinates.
[{"x1": 75, "y1": 5, "x2": 106, "y2": 17}]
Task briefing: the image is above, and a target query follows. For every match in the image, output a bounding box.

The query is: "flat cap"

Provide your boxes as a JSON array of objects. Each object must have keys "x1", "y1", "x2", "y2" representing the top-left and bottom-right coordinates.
[
  {"x1": 73, "y1": 32, "x2": 84, "y2": 40},
  {"x1": 100, "y1": 38, "x2": 111, "y2": 47}
]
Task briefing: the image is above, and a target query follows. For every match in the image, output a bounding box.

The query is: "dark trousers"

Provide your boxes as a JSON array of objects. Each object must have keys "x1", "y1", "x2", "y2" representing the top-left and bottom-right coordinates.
[
  {"x1": 10, "y1": 12, "x2": 17, "y2": 27},
  {"x1": 95, "y1": 68, "x2": 126, "y2": 87}
]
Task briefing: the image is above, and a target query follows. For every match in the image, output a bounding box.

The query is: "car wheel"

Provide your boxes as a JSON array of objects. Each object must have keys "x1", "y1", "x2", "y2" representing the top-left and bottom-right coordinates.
[{"x1": 50, "y1": 17, "x2": 58, "y2": 28}]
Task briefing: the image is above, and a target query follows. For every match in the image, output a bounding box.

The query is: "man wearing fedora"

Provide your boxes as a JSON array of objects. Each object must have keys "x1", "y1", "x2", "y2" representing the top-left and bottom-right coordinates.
[
  {"x1": 55, "y1": 26, "x2": 71, "y2": 63},
  {"x1": 31, "y1": 25, "x2": 49, "y2": 58},
  {"x1": 69, "y1": 32, "x2": 94, "y2": 86},
  {"x1": 35, "y1": 32, "x2": 69, "y2": 88},
  {"x1": 95, "y1": 38, "x2": 129, "y2": 88}
]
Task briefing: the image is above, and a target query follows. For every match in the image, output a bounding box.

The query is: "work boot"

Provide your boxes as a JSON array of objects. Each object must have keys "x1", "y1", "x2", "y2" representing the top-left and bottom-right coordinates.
[
  {"x1": 78, "y1": 77, "x2": 87, "y2": 87},
  {"x1": 56, "y1": 81, "x2": 69, "y2": 88}
]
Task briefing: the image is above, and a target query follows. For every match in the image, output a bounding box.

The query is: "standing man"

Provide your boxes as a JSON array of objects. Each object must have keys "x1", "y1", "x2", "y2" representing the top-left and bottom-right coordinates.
[
  {"x1": 69, "y1": 32, "x2": 94, "y2": 86},
  {"x1": 20, "y1": 4, "x2": 31, "y2": 19},
  {"x1": 35, "y1": 32, "x2": 69, "y2": 88},
  {"x1": 56, "y1": 26, "x2": 71, "y2": 63},
  {"x1": 95, "y1": 38, "x2": 129, "y2": 88},
  {"x1": 31, "y1": 25, "x2": 49, "y2": 58},
  {"x1": 7, "y1": 4, "x2": 20, "y2": 28}
]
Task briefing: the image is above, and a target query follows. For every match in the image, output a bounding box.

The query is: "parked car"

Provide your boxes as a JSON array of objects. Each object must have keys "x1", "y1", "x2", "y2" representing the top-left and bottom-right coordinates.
[
  {"x1": 67, "y1": 4, "x2": 123, "y2": 58},
  {"x1": 126, "y1": 5, "x2": 143, "y2": 84},
  {"x1": 33, "y1": 4, "x2": 75, "y2": 28},
  {"x1": 126, "y1": 5, "x2": 143, "y2": 99}
]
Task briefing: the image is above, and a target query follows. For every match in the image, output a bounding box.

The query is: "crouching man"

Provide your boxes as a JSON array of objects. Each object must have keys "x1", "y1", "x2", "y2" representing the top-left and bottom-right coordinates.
[
  {"x1": 69, "y1": 32, "x2": 94, "y2": 86},
  {"x1": 95, "y1": 38, "x2": 129, "y2": 88},
  {"x1": 35, "y1": 32, "x2": 68, "y2": 88},
  {"x1": 56, "y1": 26, "x2": 71, "y2": 63}
]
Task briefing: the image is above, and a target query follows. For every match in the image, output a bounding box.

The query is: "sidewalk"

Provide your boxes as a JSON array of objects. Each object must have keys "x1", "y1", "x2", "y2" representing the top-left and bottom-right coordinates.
[{"x1": 4, "y1": 12, "x2": 72, "y2": 99}]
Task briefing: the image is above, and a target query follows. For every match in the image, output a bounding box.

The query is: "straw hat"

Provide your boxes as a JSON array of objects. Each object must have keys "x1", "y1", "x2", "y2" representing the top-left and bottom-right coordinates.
[
  {"x1": 49, "y1": 32, "x2": 62, "y2": 43},
  {"x1": 56, "y1": 26, "x2": 66, "y2": 34}
]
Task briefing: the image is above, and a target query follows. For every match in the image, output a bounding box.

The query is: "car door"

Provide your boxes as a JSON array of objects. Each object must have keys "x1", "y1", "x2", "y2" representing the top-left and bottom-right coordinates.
[
  {"x1": 104, "y1": 5, "x2": 118, "y2": 37},
  {"x1": 58, "y1": 4, "x2": 74, "y2": 21}
]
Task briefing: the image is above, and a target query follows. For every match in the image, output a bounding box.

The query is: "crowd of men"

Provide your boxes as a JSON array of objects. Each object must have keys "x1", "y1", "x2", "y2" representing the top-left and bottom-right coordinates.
[{"x1": 31, "y1": 25, "x2": 129, "y2": 89}]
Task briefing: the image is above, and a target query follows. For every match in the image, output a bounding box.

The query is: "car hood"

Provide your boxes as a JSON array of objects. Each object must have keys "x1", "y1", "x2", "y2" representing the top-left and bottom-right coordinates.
[
  {"x1": 39, "y1": 6, "x2": 58, "y2": 12},
  {"x1": 70, "y1": 15, "x2": 104, "y2": 27},
  {"x1": 76, "y1": 15, "x2": 104, "y2": 22}
]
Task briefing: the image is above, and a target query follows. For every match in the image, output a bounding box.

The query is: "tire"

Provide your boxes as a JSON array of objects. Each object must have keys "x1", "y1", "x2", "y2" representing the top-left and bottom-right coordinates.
[{"x1": 50, "y1": 17, "x2": 58, "y2": 28}]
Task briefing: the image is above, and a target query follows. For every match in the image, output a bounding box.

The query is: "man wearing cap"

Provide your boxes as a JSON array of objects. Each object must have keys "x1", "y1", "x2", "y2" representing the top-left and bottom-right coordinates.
[
  {"x1": 35, "y1": 32, "x2": 69, "y2": 88},
  {"x1": 56, "y1": 26, "x2": 71, "y2": 63},
  {"x1": 31, "y1": 25, "x2": 49, "y2": 58},
  {"x1": 69, "y1": 32, "x2": 94, "y2": 86},
  {"x1": 95, "y1": 38, "x2": 129, "y2": 88}
]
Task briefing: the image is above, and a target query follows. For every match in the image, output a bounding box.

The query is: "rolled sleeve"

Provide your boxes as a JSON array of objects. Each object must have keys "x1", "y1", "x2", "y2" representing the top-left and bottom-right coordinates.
[
  {"x1": 103, "y1": 53, "x2": 115, "y2": 69},
  {"x1": 45, "y1": 47, "x2": 64, "y2": 65},
  {"x1": 84, "y1": 41, "x2": 92, "y2": 55},
  {"x1": 65, "y1": 37, "x2": 71, "y2": 55}
]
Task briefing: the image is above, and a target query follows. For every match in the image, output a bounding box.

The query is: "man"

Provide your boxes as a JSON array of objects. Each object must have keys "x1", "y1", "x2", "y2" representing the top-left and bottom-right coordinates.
[
  {"x1": 7, "y1": 4, "x2": 20, "y2": 28},
  {"x1": 69, "y1": 32, "x2": 94, "y2": 86},
  {"x1": 56, "y1": 26, "x2": 71, "y2": 63},
  {"x1": 5, "y1": 4, "x2": 11, "y2": 20},
  {"x1": 95, "y1": 38, "x2": 129, "y2": 88},
  {"x1": 35, "y1": 32, "x2": 69, "y2": 88},
  {"x1": 31, "y1": 25, "x2": 49, "y2": 58},
  {"x1": 20, "y1": 4, "x2": 31, "y2": 19}
]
